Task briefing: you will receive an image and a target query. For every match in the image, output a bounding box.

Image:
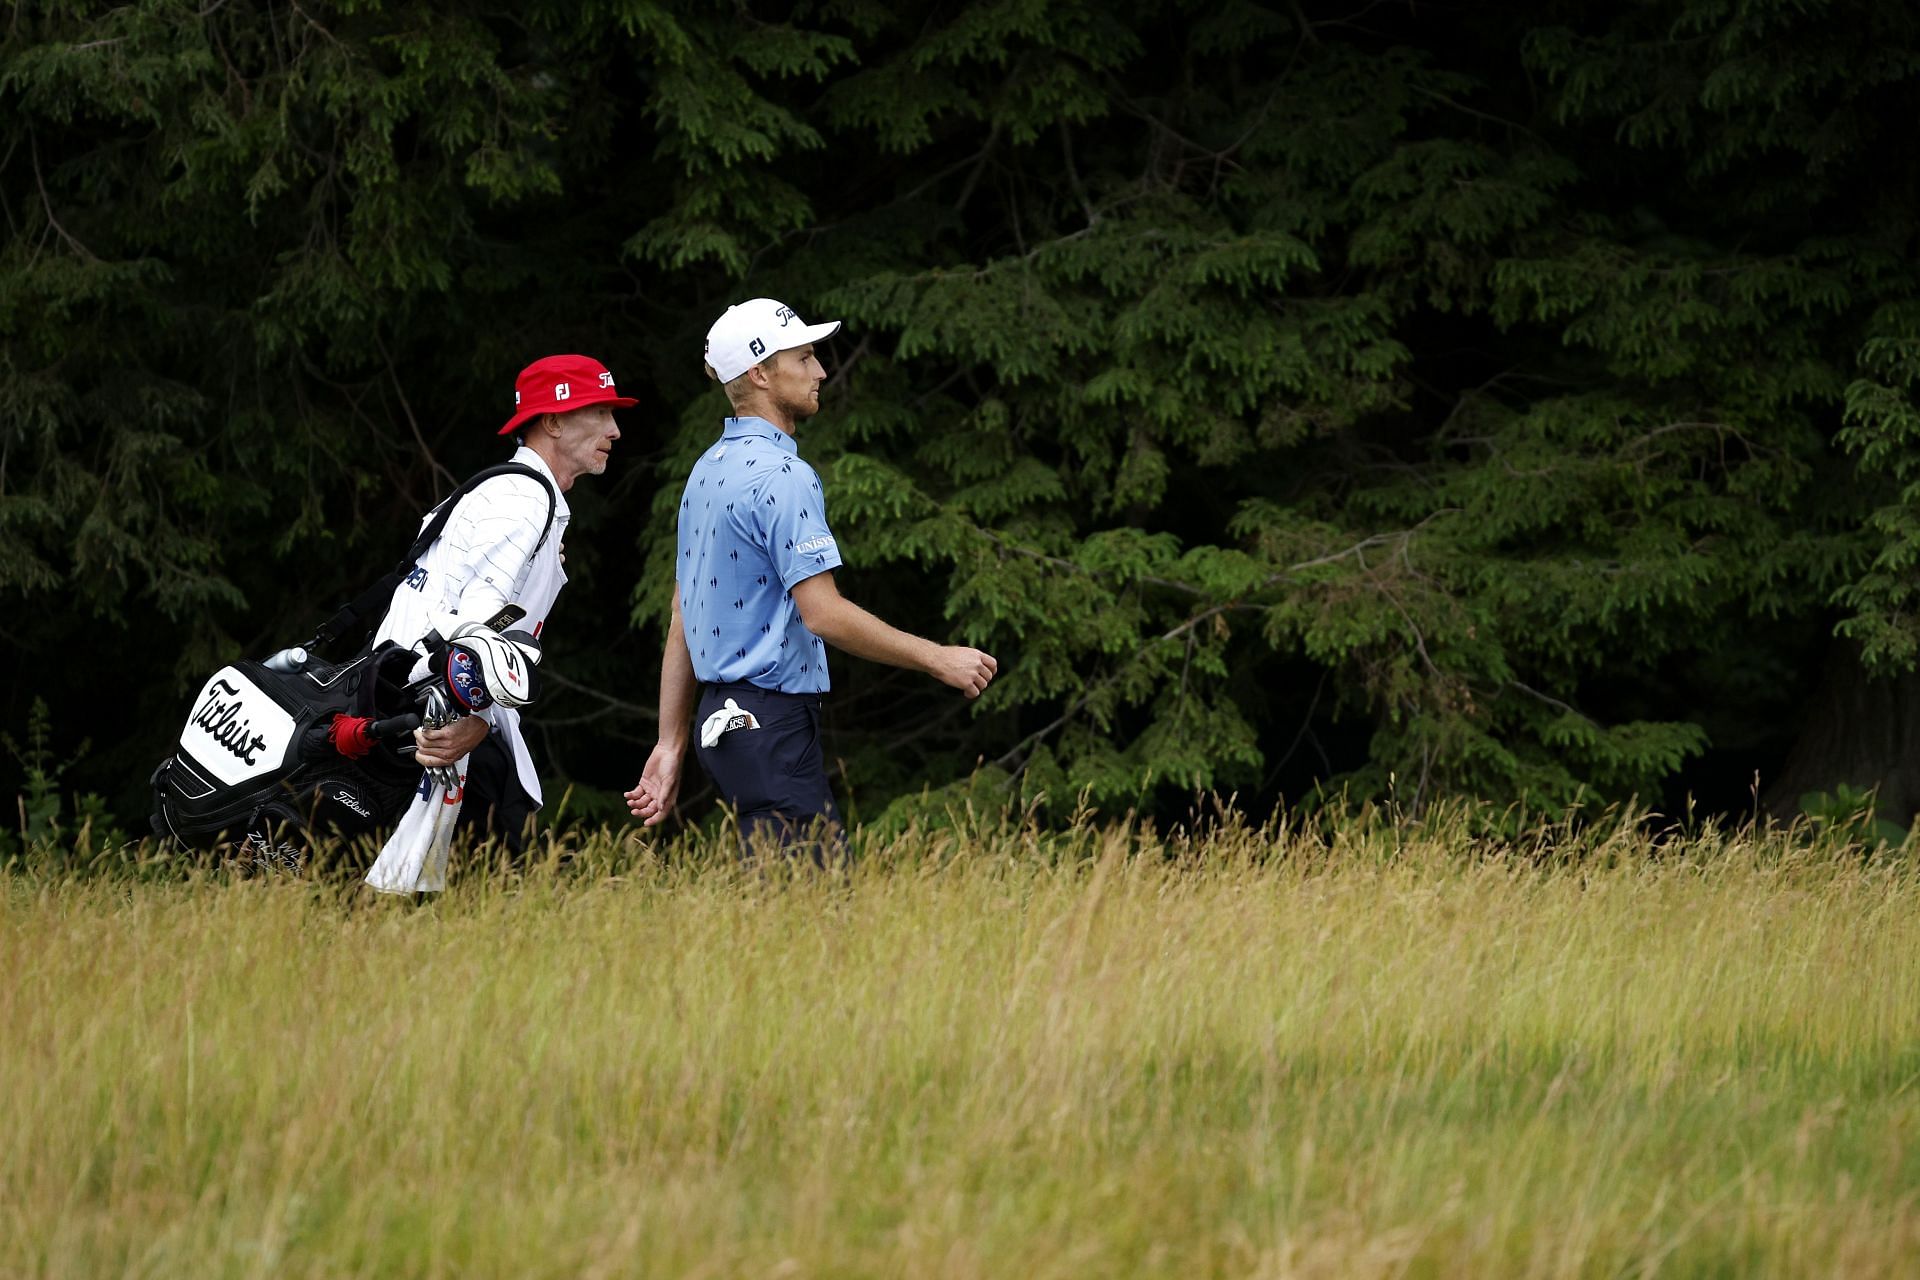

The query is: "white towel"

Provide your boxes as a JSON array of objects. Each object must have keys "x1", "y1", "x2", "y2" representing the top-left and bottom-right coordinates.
[
  {"x1": 698, "y1": 698, "x2": 760, "y2": 748},
  {"x1": 365, "y1": 762, "x2": 467, "y2": 895}
]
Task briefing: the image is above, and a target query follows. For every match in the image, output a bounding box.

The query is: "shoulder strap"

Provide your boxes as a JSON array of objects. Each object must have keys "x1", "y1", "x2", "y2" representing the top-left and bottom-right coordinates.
[
  {"x1": 307, "y1": 463, "x2": 559, "y2": 654},
  {"x1": 407, "y1": 463, "x2": 559, "y2": 562}
]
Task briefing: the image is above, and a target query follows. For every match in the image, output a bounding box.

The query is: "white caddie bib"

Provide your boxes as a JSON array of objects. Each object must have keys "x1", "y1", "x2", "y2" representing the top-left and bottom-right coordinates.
[{"x1": 371, "y1": 447, "x2": 571, "y2": 805}]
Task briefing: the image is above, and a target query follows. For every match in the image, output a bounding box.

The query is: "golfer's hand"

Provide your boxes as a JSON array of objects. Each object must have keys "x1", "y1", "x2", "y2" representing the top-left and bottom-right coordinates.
[
  {"x1": 929, "y1": 645, "x2": 998, "y2": 699},
  {"x1": 414, "y1": 715, "x2": 488, "y2": 768},
  {"x1": 625, "y1": 743, "x2": 683, "y2": 827}
]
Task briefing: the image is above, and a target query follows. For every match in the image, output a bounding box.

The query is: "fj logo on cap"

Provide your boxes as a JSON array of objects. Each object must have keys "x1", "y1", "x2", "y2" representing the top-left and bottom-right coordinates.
[{"x1": 750, "y1": 337, "x2": 767, "y2": 357}]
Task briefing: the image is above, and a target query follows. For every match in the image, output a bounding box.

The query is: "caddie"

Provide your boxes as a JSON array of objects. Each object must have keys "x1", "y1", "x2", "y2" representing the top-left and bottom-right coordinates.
[
  {"x1": 377, "y1": 353, "x2": 630, "y2": 849},
  {"x1": 624, "y1": 298, "x2": 997, "y2": 855}
]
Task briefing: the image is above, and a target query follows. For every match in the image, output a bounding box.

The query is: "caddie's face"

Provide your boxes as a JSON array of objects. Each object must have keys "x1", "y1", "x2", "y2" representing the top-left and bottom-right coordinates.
[
  {"x1": 766, "y1": 344, "x2": 828, "y2": 421},
  {"x1": 547, "y1": 404, "x2": 620, "y2": 482}
]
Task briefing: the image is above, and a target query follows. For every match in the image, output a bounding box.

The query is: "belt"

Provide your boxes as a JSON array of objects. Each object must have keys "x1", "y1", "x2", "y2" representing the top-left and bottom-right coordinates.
[{"x1": 702, "y1": 680, "x2": 820, "y2": 704}]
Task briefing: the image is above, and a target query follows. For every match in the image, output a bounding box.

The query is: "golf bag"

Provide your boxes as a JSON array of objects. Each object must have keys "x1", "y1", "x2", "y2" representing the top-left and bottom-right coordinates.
[
  {"x1": 149, "y1": 463, "x2": 555, "y2": 849},
  {"x1": 149, "y1": 644, "x2": 431, "y2": 846}
]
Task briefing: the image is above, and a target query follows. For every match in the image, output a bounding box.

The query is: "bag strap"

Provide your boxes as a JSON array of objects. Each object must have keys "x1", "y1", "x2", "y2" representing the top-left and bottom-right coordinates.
[{"x1": 307, "y1": 463, "x2": 558, "y2": 653}]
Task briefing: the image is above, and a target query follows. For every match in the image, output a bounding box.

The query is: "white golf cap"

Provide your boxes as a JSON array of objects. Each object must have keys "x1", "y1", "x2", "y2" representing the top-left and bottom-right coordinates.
[{"x1": 704, "y1": 298, "x2": 841, "y2": 383}]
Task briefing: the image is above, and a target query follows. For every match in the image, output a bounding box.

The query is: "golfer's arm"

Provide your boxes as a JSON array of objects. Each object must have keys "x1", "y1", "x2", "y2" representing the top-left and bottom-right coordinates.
[
  {"x1": 790, "y1": 572, "x2": 940, "y2": 673},
  {"x1": 658, "y1": 590, "x2": 697, "y2": 752}
]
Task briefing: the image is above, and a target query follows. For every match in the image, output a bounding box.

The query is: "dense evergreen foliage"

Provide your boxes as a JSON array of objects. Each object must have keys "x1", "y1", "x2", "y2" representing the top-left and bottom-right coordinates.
[{"x1": 5, "y1": 0, "x2": 1919, "y2": 831}]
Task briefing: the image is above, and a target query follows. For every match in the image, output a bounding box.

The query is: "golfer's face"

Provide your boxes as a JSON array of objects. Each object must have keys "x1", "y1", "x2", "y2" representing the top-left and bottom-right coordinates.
[{"x1": 769, "y1": 345, "x2": 828, "y2": 419}]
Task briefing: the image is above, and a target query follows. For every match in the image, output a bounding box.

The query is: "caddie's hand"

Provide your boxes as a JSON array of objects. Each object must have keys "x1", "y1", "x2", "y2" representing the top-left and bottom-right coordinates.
[
  {"x1": 624, "y1": 742, "x2": 683, "y2": 826},
  {"x1": 414, "y1": 715, "x2": 488, "y2": 768},
  {"x1": 930, "y1": 645, "x2": 998, "y2": 699}
]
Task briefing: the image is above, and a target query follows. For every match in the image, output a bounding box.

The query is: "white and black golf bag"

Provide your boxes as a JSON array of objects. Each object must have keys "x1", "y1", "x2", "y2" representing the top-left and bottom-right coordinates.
[
  {"x1": 148, "y1": 463, "x2": 555, "y2": 850},
  {"x1": 149, "y1": 645, "x2": 429, "y2": 846}
]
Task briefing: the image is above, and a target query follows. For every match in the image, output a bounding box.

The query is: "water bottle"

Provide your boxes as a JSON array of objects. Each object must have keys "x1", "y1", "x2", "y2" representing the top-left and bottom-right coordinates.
[{"x1": 263, "y1": 646, "x2": 309, "y2": 674}]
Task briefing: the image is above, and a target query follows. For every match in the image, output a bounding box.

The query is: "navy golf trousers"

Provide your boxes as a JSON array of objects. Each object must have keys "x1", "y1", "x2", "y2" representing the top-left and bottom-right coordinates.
[
  {"x1": 455, "y1": 733, "x2": 537, "y2": 854},
  {"x1": 692, "y1": 681, "x2": 844, "y2": 861}
]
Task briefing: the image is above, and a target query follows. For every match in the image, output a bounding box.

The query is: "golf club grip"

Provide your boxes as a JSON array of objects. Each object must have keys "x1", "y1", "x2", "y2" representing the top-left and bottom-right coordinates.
[{"x1": 369, "y1": 712, "x2": 423, "y2": 741}]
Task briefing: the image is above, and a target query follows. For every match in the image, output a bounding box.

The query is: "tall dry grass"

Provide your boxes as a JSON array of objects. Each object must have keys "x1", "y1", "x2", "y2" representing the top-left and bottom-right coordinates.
[{"x1": 4, "y1": 809, "x2": 1918, "y2": 1277}]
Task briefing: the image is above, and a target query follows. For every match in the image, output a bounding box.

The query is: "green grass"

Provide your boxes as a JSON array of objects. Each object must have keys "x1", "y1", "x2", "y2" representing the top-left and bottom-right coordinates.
[{"x1": 5, "y1": 811, "x2": 1920, "y2": 1277}]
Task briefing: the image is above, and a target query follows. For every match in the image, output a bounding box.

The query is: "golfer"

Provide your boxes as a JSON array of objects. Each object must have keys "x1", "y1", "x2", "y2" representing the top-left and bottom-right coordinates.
[
  {"x1": 625, "y1": 298, "x2": 996, "y2": 854},
  {"x1": 375, "y1": 353, "x2": 629, "y2": 849}
]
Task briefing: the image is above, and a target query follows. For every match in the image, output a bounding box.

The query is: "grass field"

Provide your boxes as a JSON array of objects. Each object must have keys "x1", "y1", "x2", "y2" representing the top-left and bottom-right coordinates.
[{"x1": 5, "y1": 810, "x2": 1919, "y2": 1277}]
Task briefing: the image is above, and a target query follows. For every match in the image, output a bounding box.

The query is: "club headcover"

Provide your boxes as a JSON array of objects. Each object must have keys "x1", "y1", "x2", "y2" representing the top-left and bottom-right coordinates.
[{"x1": 443, "y1": 622, "x2": 542, "y2": 711}]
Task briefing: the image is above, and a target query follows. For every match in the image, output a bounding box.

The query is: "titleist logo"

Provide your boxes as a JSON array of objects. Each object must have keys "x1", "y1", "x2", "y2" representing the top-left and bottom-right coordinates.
[
  {"x1": 331, "y1": 789, "x2": 372, "y2": 818},
  {"x1": 191, "y1": 679, "x2": 269, "y2": 766}
]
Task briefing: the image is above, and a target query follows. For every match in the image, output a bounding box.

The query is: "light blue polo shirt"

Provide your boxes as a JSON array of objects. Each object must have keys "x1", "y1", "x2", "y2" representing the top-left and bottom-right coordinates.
[{"x1": 677, "y1": 417, "x2": 843, "y2": 693}]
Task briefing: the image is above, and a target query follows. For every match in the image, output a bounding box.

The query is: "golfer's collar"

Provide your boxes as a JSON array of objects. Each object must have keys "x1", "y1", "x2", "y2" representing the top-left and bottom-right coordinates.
[{"x1": 722, "y1": 417, "x2": 797, "y2": 454}]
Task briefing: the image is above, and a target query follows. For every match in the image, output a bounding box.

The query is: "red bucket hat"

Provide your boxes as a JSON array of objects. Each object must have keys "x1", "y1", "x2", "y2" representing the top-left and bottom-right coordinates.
[{"x1": 499, "y1": 354, "x2": 638, "y2": 435}]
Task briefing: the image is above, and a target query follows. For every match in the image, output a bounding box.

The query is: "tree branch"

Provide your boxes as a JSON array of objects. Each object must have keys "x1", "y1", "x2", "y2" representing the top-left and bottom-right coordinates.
[
  {"x1": 28, "y1": 134, "x2": 99, "y2": 263},
  {"x1": 375, "y1": 334, "x2": 456, "y2": 493},
  {"x1": 542, "y1": 668, "x2": 660, "y2": 722}
]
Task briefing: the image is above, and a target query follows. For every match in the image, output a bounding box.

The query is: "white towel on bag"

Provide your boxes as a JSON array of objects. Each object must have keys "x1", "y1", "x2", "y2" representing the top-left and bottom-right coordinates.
[{"x1": 365, "y1": 762, "x2": 468, "y2": 895}]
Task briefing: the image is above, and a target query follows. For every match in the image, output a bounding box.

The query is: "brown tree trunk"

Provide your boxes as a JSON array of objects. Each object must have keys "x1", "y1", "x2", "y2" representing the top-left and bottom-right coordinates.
[{"x1": 1763, "y1": 637, "x2": 1920, "y2": 824}]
